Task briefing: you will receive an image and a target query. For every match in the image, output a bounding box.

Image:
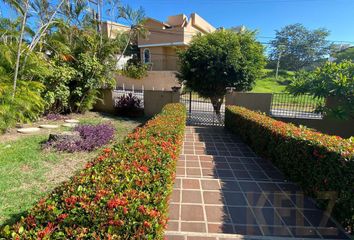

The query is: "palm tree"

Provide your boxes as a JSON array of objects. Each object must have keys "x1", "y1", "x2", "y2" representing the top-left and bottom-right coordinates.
[{"x1": 117, "y1": 5, "x2": 147, "y2": 63}]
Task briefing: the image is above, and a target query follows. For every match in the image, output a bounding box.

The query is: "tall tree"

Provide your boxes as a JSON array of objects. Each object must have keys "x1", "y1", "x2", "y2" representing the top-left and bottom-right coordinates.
[
  {"x1": 177, "y1": 30, "x2": 266, "y2": 115},
  {"x1": 269, "y1": 23, "x2": 332, "y2": 71}
]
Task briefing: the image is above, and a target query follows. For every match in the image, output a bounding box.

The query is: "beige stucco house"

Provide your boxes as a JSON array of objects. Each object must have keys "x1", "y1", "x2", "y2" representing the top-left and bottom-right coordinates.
[
  {"x1": 105, "y1": 13, "x2": 216, "y2": 90},
  {"x1": 138, "y1": 13, "x2": 215, "y2": 71}
]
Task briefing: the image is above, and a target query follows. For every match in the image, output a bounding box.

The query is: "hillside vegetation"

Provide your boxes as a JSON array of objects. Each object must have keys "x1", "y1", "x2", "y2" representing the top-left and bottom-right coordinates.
[{"x1": 251, "y1": 69, "x2": 295, "y2": 93}]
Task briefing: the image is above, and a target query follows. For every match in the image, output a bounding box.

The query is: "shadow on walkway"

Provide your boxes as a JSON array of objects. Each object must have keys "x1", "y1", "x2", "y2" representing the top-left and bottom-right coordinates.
[{"x1": 165, "y1": 126, "x2": 350, "y2": 240}]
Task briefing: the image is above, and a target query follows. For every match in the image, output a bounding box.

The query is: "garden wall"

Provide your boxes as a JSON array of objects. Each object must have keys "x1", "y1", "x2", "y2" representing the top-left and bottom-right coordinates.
[
  {"x1": 1, "y1": 103, "x2": 186, "y2": 239},
  {"x1": 93, "y1": 89, "x2": 115, "y2": 114},
  {"x1": 225, "y1": 106, "x2": 354, "y2": 231},
  {"x1": 144, "y1": 90, "x2": 180, "y2": 117},
  {"x1": 275, "y1": 117, "x2": 354, "y2": 138},
  {"x1": 116, "y1": 71, "x2": 180, "y2": 91},
  {"x1": 225, "y1": 92, "x2": 353, "y2": 138},
  {"x1": 225, "y1": 92, "x2": 272, "y2": 115}
]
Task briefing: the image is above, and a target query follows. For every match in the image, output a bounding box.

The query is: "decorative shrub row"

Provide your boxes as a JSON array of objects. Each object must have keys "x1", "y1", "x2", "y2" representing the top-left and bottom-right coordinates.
[
  {"x1": 1, "y1": 103, "x2": 186, "y2": 239},
  {"x1": 225, "y1": 106, "x2": 354, "y2": 233}
]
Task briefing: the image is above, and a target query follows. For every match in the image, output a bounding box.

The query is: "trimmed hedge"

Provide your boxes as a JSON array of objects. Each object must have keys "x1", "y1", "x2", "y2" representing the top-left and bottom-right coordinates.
[
  {"x1": 1, "y1": 103, "x2": 186, "y2": 239},
  {"x1": 225, "y1": 106, "x2": 354, "y2": 232}
]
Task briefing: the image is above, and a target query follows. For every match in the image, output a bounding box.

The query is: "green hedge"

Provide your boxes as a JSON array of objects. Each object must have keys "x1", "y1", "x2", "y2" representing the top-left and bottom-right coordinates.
[
  {"x1": 1, "y1": 103, "x2": 186, "y2": 239},
  {"x1": 225, "y1": 106, "x2": 354, "y2": 232}
]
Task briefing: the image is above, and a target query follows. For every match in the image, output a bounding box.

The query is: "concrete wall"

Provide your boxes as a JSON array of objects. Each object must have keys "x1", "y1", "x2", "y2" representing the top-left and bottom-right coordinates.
[
  {"x1": 225, "y1": 92, "x2": 272, "y2": 115},
  {"x1": 144, "y1": 90, "x2": 180, "y2": 117},
  {"x1": 140, "y1": 46, "x2": 181, "y2": 71},
  {"x1": 275, "y1": 117, "x2": 354, "y2": 138},
  {"x1": 93, "y1": 89, "x2": 115, "y2": 113},
  {"x1": 116, "y1": 71, "x2": 180, "y2": 91}
]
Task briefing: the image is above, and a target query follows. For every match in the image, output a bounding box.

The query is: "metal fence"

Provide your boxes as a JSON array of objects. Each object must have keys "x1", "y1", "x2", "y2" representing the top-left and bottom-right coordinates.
[
  {"x1": 270, "y1": 93, "x2": 325, "y2": 119},
  {"x1": 113, "y1": 87, "x2": 144, "y2": 108},
  {"x1": 180, "y1": 92, "x2": 225, "y2": 126}
]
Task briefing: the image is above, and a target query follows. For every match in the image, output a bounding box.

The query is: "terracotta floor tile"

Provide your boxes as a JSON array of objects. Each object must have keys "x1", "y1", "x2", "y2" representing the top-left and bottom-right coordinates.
[
  {"x1": 182, "y1": 179, "x2": 200, "y2": 189},
  {"x1": 171, "y1": 190, "x2": 180, "y2": 203},
  {"x1": 203, "y1": 191, "x2": 224, "y2": 205},
  {"x1": 207, "y1": 223, "x2": 235, "y2": 234},
  {"x1": 205, "y1": 205, "x2": 231, "y2": 222},
  {"x1": 165, "y1": 235, "x2": 185, "y2": 240},
  {"x1": 180, "y1": 222, "x2": 206, "y2": 233},
  {"x1": 169, "y1": 204, "x2": 180, "y2": 220},
  {"x1": 185, "y1": 155, "x2": 199, "y2": 161},
  {"x1": 201, "y1": 179, "x2": 220, "y2": 190},
  {"x1": 186, "y1": 168, "x2": 202, "y2": 177},
  {"x1": 181, "y1": 205, "x2": 205, "y2": 221},
  {"x1": 186, "y1": 161, "x2": 200, "y2": 167},
  {"x1": 182, "y1": 190, "x2": 203, "y2": 203},
  {"x1": 167, "y1": 221, "x2": 179, "y2": 231},
  {"x1": 188, "y1": 236, "x2": 216, "y2": 240}
]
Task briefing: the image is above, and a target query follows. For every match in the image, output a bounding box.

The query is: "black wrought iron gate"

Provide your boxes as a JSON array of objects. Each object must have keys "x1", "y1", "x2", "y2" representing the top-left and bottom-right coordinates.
[{"x1": 180, "y1": 92, "x2": 225, "y2": 126}]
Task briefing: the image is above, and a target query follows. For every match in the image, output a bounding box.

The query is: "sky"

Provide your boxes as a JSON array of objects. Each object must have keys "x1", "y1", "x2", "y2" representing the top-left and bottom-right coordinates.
[
  {"x1": 117, "y1": 0, "x2": 354, "y2": 47},
  {"x1": 1, "y1": 0, "x2": 353, "y2": 48}
]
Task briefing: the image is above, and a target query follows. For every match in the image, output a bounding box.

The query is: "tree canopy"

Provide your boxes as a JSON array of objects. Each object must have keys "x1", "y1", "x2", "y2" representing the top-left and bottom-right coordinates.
[
  {"x1": 288, "y1": 61, "x2": 354, "y2": 119},
  {"x1": 269, "y1": 23, "x2": 332, "y2": 71},
  {"x1": 177, "y1": 29, "x2": 265, "y2": 114}
]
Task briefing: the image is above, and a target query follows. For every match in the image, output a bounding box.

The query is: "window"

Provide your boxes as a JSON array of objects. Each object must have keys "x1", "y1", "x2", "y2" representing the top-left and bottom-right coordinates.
[{"x1": 143, "y1": 48, "x2": 150, "y2": 63}]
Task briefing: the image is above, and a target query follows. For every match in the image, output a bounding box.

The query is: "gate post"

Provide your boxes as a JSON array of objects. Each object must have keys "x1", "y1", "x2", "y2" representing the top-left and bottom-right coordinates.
[{"x1": 189, "y1": 92, "x2": 192, "y2": 114}]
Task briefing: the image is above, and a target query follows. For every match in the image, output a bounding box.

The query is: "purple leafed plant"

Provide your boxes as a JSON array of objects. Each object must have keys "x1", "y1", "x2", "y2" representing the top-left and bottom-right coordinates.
[
  {"x1": 45, "y1": 124, "x2": 115, "y2": 152},
  {"x1": 45, "y1": 113, "x2": 67, "y2": 121},
  {"x1": 115, "y1": 93, "x2": 142, "y2": 111}
]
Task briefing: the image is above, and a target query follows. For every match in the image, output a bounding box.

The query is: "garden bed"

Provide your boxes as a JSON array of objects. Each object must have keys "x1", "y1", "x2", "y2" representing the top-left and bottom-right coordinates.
[
  {"x1": 225, "y1": 106, "x2": 354, "y2": 233},
  {"x1": 1, "y1": 103, "x2": 186, "y2": 239},
  {"x1": 0, "y1": 112, "x2": 145, "y2": 226}
]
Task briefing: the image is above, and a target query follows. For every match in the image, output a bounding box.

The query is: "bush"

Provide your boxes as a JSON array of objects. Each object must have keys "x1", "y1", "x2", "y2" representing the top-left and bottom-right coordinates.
[
  {"x1": 1, "y1": 103, "x2": 186, "y2": 239},
  {"x1": 114, "y1": 93, "x2": 144, "y2": 117},
  {"x1": 121, "y1": 62, "x2": 148, "y2": 79},
  {"x1": 44, "y1": 124, "x2": 115, "y2": 152},
  {"x1": 225, "y1": 106, "x2": 354, "y2": 232}
]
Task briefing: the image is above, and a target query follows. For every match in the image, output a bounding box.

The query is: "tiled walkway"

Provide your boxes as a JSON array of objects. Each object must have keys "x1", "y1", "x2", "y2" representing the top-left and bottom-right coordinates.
[{"x1": 165, "y1": 126, "x2": 350, "y2": 240}]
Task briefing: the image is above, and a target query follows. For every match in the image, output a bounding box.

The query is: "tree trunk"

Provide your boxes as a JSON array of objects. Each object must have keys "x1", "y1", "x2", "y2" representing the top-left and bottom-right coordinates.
[
  {"x1": 12, "y1": 0, "x2": 29, "y2": 99},
  {"x1": 117, "y1": 31, "x2": 133, "y2": 64},
  {"x1": 210, "y1": 96, "x2": 224, "y2": 115}
]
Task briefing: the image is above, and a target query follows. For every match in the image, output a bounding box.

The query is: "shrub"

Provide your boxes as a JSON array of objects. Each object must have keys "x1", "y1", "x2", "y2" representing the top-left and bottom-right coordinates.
[
  {"x1": 114, "y1": 93, "x2": 143, "y2": 117},
  {"x1": 44, "y1": 124, "x2": 115, "y2": 152},
  {"x1": 1, "y1": 103, "x2": 186, "y2": 239},
  {"x1": 121, "y1": 62, "x2": 148, "y2": 79},
  {"x1": 225, "y1": 106, "x2": 354, "y2": 232}
]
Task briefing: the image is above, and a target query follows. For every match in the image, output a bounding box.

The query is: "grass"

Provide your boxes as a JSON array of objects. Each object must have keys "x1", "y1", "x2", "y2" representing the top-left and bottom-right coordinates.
[
  {"x1": 0, "y1": 112, "x2": 146, "y2": 226},
  {"x1": 251, "y1": 69, "x2": 295, "y2": 93}
]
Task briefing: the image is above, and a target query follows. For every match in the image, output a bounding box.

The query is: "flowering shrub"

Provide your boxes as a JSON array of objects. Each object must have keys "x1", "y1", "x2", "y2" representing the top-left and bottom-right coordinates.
[
  {"x1": 44, "y1": 124, "x2": 115, "y2": 152},
  {"x1": 1, "y1": 103, "x2": 186, "y2": 239},
  {"x1": 225, "y1": 106, "x2": 354, "y2": 232}
]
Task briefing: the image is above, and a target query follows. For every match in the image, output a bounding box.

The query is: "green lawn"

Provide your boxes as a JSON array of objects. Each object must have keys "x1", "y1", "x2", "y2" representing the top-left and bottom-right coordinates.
[
  {"x1": 251, "y1": 69, "x2": 295, "y2": 93},
  {"x1": 0, "y1": 112, "x2": 145, "y2": 226}
]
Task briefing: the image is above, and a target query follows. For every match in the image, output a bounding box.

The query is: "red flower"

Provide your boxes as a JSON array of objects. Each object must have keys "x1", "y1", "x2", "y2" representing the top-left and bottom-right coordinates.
[
  {"x1": 139, "y1": 165, "x2": 149, "y2": 173},
  {"x1": 64, "y1": 196, "x2": 78, "y2": 208},
  {"x1": 149, "y1": 209, "x2": 160, "y2": 218},
  {"x1": 25, "y1": 215, "x2": 36, "y2": 228},
  {"x1": 143, "y1": 221, "x2": 151, "y2": 228},
  {"x1": 103, "y1": 148, "x2": 111, "y2": 153},
  {"x1": 123, "y1": 207, "x2": 128, "y2": 215},
  {"x1": 108, "y1": 220, "x2": 124, "y2": 226},
  {"x1": 94, "y1": 189, "x2": 109, "y2": 202},
  {"x1": 138, "y1": 205, "x2": 146, "y2": 214},
  {"x1": 107, "y1": 196, "x2": 128, "y2": 209},
  {"x1": 57, "y1": 213, "x2": 68, "y2": 221},
  {"x1": 37, "y1": 222, "x2": 55, "y2": 239}
]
